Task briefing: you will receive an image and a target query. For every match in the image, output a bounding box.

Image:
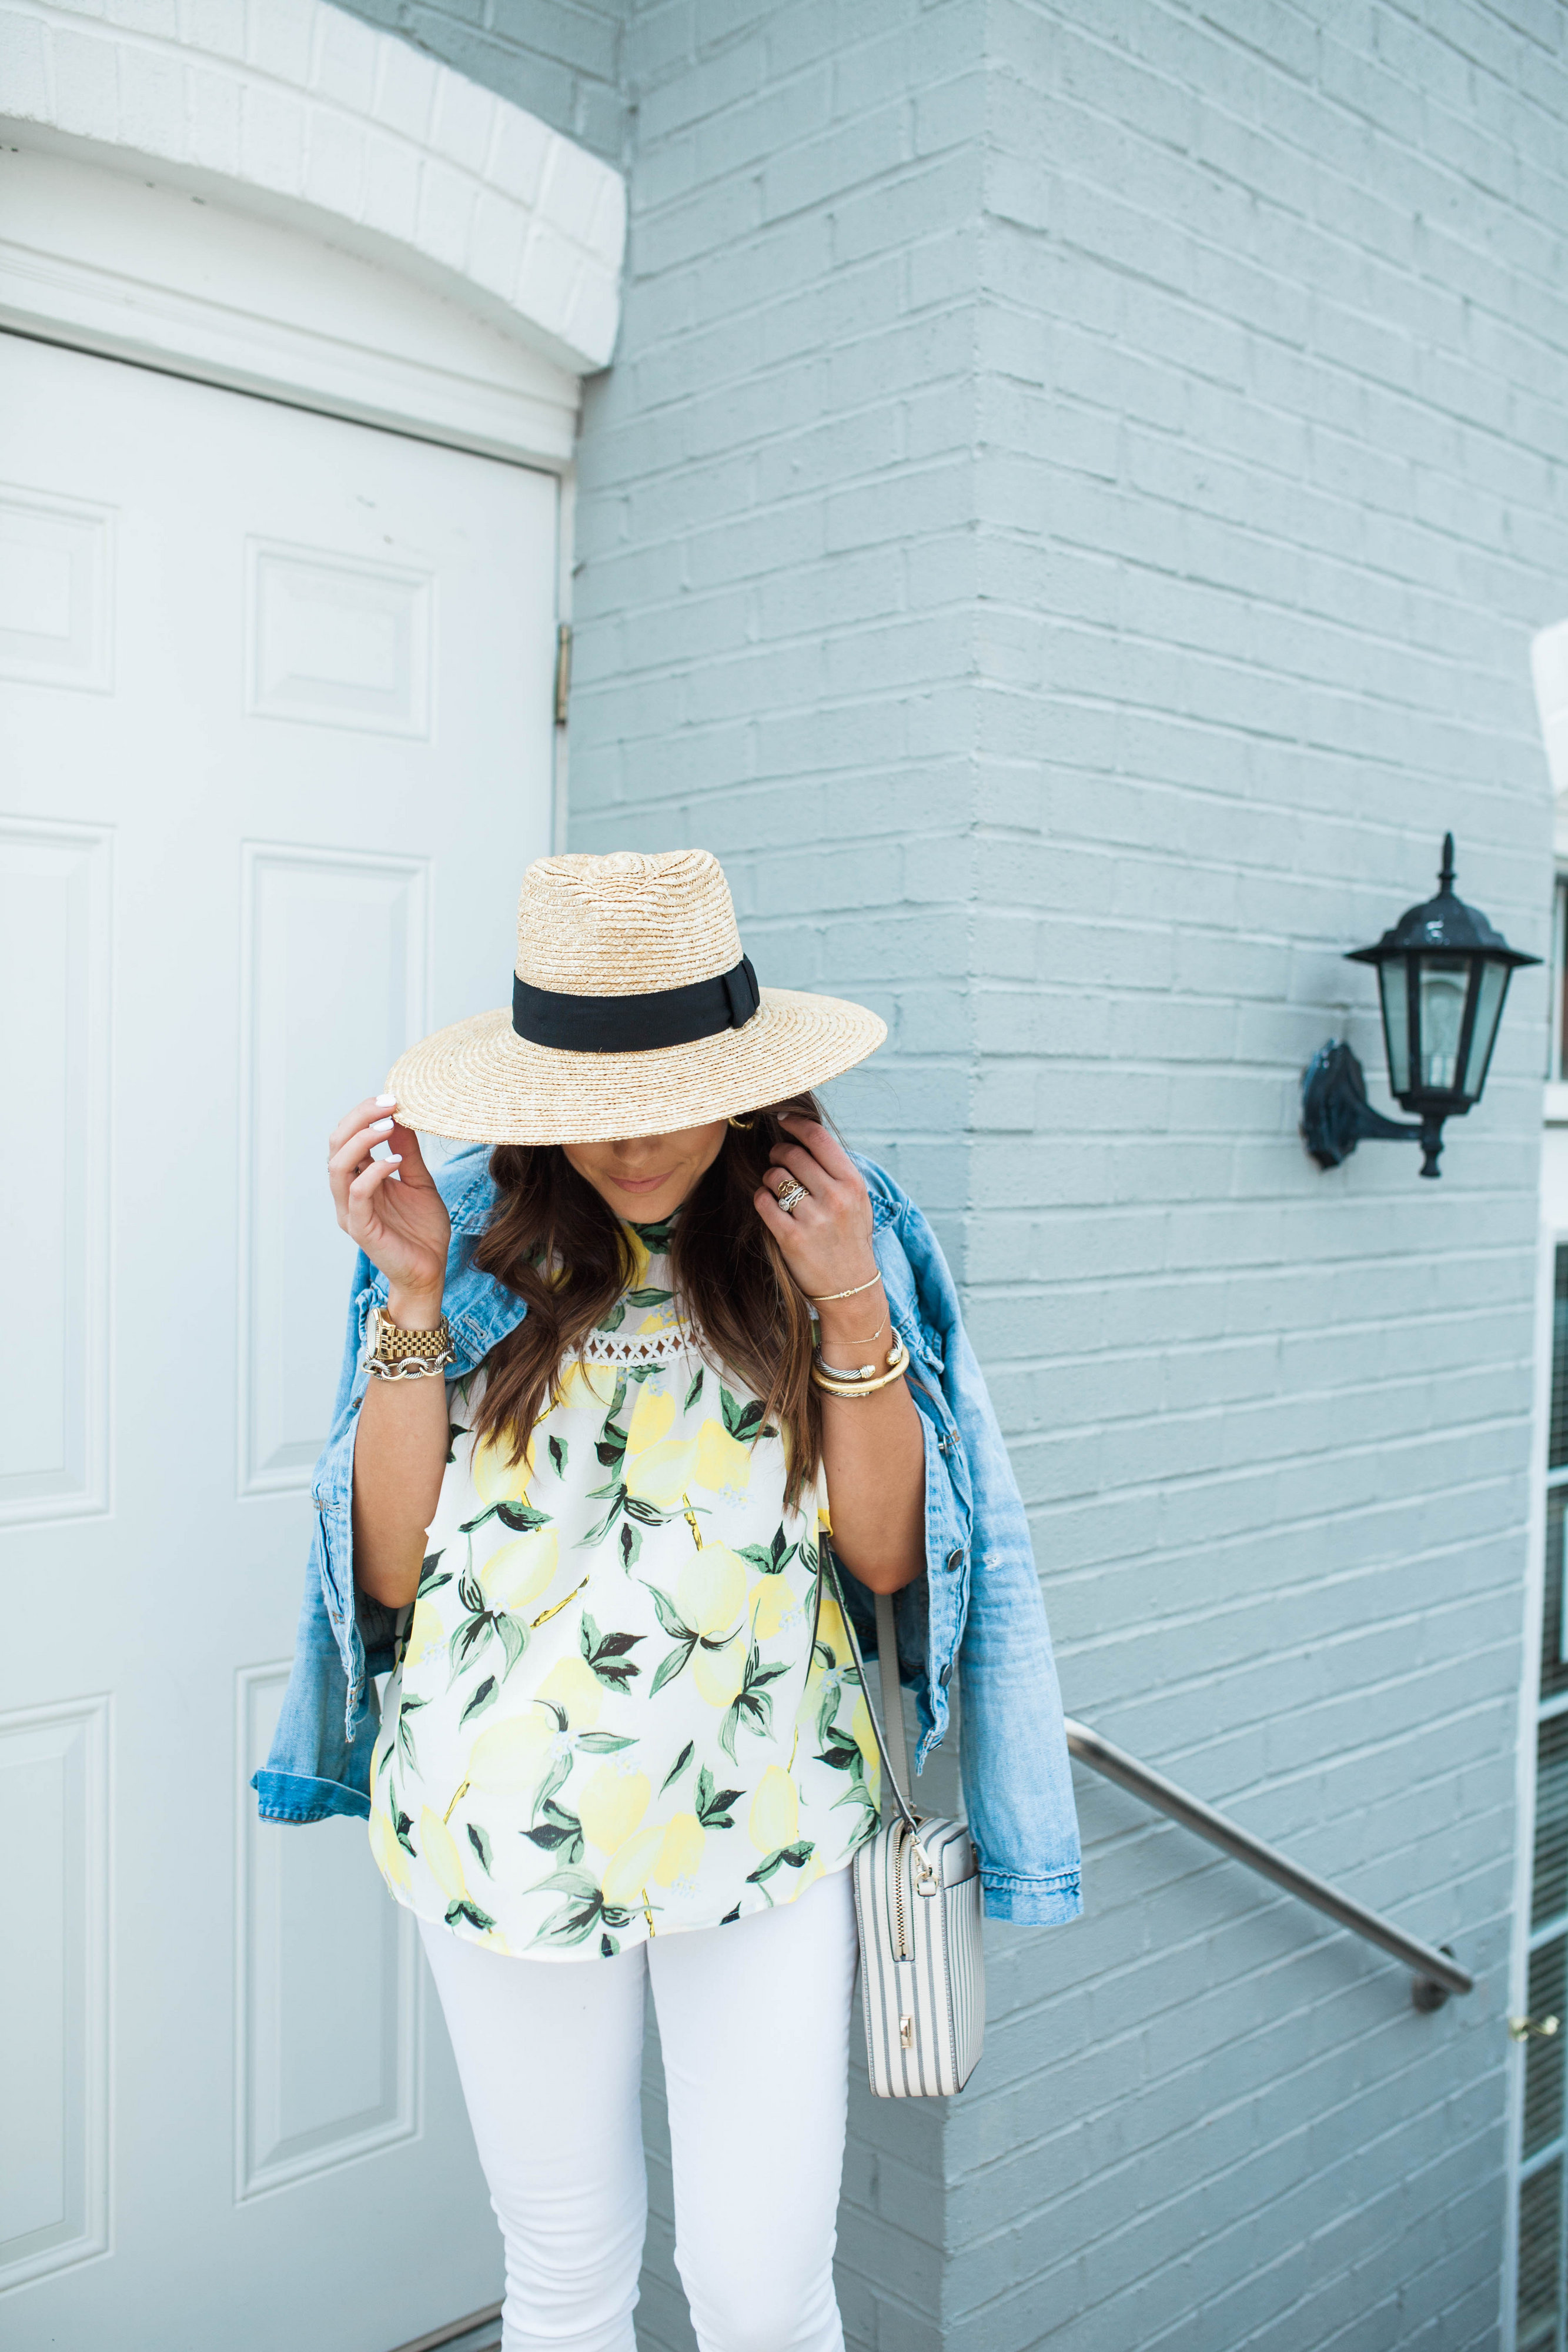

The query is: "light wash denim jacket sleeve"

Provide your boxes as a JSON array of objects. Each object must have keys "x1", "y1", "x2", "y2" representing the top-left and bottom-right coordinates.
[{"x1": 253, "y1": 1147, "x2": 1082, "y2": 1929}]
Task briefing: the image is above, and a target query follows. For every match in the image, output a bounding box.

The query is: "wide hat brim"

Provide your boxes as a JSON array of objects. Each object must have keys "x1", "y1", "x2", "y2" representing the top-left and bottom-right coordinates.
[{"x1": 386, "y1": 986, "x2": 887, "y2": 1145}]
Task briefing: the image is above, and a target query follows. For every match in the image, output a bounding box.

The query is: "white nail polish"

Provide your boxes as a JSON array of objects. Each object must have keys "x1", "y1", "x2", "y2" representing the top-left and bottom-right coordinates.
[
  {"x1": 386, "y1": 1154, "x2": 403, "y2": 1164},
  {"x1": 376, "y1": 1094, "x2": 397, "y2": 1107},
  {"x1": 370, "y1": 1116, "x2": 394, "y2": 1134}
]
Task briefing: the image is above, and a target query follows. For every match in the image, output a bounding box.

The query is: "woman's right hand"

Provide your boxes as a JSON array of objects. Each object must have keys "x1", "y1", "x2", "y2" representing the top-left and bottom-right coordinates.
[{"x1": 327, "y1": 1096, "x2": 452, "y2": 1317}]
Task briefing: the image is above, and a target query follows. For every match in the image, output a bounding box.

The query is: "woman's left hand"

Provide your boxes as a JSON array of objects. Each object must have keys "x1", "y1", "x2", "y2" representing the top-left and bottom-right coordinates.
[{"x1": 753, "y1": 1113, "x2": 880, "y2": 1301}]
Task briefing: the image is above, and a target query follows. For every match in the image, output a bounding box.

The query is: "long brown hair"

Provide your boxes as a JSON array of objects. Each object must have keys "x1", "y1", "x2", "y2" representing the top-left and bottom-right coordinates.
[{"x1": 469, "y1": 1093, "x2": 827, "y2": 1504}]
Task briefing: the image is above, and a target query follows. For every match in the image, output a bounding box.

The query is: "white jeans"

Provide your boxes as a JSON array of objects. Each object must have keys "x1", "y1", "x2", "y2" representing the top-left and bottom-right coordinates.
[{"x1": 417, "y1": 1866, "x2": 858, "y2": 2352}]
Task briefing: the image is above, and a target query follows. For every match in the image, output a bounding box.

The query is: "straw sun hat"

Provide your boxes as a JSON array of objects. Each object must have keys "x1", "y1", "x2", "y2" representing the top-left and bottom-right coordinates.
[{"x1": 386, "y1": 849, "x2": 887, "y2": 1145}]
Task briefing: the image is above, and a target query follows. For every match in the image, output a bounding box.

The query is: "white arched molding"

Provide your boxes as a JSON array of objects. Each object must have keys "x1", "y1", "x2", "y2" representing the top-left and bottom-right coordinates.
[{"x1": 0, "y1": 0, "x2": 626, "y2": 464}]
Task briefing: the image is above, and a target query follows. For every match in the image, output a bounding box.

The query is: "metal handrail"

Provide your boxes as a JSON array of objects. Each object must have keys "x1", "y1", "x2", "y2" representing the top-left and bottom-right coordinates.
[{"x1": 1064, "y1": 1718, "x2": 1473, "y2": 2009}]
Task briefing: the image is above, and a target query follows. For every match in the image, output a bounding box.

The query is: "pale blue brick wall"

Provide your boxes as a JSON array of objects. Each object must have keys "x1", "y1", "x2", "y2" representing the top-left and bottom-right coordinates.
[
  {"x1": 334, "y1": 0, "x2": 1568, "y2": 2343},
  {"x1": 337, "y1": 0, "x2": 627, "y2": 159},
  {"x1": 958, "y1": 6, "x2": 1559, "y2": 2346}
]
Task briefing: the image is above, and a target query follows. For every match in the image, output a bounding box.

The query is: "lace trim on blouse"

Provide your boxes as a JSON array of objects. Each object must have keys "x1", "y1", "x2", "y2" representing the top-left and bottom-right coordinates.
[{"x1": 578, "y1": 1322, "x2": 697, "y2": 1367}]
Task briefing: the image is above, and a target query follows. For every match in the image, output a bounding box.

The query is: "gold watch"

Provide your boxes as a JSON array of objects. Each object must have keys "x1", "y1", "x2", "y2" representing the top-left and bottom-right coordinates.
[{"x1": 365, "y1": 1305, "x2": 454, "y2": 1378}]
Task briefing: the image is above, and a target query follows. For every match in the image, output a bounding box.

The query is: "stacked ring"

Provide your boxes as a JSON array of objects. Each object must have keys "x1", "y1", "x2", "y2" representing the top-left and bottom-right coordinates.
[{"x1": 775, "y1": 1178, "x2": 808, "y2": 1214}]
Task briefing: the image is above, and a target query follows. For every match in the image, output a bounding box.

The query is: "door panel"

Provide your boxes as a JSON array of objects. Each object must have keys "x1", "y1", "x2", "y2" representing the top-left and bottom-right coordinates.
[{"x1": 0, "y1": 331, "x2": 556, "y2": 2349}]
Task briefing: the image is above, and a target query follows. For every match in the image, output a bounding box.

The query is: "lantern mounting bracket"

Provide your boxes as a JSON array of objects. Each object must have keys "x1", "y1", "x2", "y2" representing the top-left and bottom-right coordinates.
[
  {"x1": 1300, "y1": 834, "x2": 1539, "y2": 1184},
  {"x1": 1300, "y1": 1041, "x2": 1440, "y2": 1177}
]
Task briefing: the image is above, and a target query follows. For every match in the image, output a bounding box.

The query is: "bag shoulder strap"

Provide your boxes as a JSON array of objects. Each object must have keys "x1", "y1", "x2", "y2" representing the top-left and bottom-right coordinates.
[{"x1": 823, "y1": 1545, "x2": 919, "y2": 1834}]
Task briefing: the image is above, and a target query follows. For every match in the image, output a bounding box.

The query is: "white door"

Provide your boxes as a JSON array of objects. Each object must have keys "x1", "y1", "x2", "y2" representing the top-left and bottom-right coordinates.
[{"x1": 0, "y1": 331, "x2": 557, "y2": 2350}]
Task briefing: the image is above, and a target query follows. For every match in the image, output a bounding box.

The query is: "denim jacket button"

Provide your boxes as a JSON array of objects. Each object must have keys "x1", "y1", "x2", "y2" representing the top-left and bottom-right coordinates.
[
  {"x1": 945, "y1": 1546, "x2": 964, "y2": 1573},
  {"x1": 940, "y1": 1661, "x2": 953, "y2": 1688}
]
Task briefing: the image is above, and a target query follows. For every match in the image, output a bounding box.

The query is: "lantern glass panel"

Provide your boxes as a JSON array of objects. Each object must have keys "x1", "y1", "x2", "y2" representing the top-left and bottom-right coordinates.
[
  {"x1": 1378, "y1": 956, "x2": 1411, "y2": 1095},
  {"x1": 1459, "y1": 958, "x2": 1509, "y2": 1101},
  {"x1": 1417, "y1": 954, "x2": 1471, "y2": 1093}
]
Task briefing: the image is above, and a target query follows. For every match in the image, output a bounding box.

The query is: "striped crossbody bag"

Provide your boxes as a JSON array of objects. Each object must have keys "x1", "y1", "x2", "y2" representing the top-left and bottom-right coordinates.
[{"x1": 825, "y1": 1552, "x2": 986, "y2": 2097}]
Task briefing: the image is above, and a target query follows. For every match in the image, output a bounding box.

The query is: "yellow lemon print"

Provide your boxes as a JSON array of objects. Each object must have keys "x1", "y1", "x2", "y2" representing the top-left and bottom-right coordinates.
[
  {"x1": 654, "y1": 1812, "x2": 706, "y2": 1888},
  {"x1": 533, "y1": 1652, "x2": 604, "y2": 1730},
  {"x1": 750, "y1": 1577, "x2": 795, "y2": 1644},
  {"x1": 471, "y1": 1428, "x2": 534, "y2": 1506},
  {"x1": 479, "y1": 1526, "x2": 559, "y2": 1613},
  {"x1": 817, "y1": 1588, "x2": 850, "y2": 1660},
  {"x1": 466, "y1": 1710, "x2": 557, "y2": 1795},
  {"x1": 404, "y1": 1596, "x2": 446, "y2": 1666},
  {"x1": 626, "y1": 1382, "x2": 675, "y2": 1459},
  {"x1": 850, "y1": 1693, "x2": 881, "y2": 1799},
  {"x1": 600, "y1": 1822, "x2": 666, "y2": 1909},
  {"x1": 369, "y1": 1802, "x2": 411, "y2": 1892},
  {"x1": 693, "y1": 1638, "x2": 746, "y2": 1709},
  {"x1": 748, "y1": 1766, "x2": 798, "y2": 1853},
  {"x1": 676, "y1": 1544, "x2": 746, "y2": 1638},
  {"x1": 556, "y1": 1359, "x2": 617, "y2": 1412},
  {"x1": 624, "y1": 1435, "x2": 700, "y2": 1507},
  {"x1": 619, "y1": 1225, "x2": 653, "y2": 1291},
  {"x1": 638, "y1": 1301, "x2": 682, "y2": 1333},
  {"x1": 578, "y1": 1763, "x2": 651, "y2": 1853},
  {"x1": 695, "y1": 1418, "x2": 752, "y2": 1494},
  {"x1": 419, "y1": 1805, "x2": 469, "y2": 1902}
]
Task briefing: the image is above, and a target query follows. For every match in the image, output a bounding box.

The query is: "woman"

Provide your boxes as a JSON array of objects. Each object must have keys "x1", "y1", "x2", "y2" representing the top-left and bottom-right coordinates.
[{"x1": 256, "y1": 850, "x2": 1080, "y2": 2352}]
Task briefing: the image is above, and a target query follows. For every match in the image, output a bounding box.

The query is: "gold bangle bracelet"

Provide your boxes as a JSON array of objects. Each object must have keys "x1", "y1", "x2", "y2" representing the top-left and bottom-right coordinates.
[
  {"x1": 808, "y1": 1271, "x2": 884, "y2": 1304},
  {"x1": 810, "y1": 1338, "x2": 910, "y2": 1397}
]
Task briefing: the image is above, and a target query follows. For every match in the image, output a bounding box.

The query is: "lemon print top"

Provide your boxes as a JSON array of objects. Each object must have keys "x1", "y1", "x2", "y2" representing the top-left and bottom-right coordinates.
[{"x1": 367, "y1": 1216, "x2": 881, "y2": 1958}]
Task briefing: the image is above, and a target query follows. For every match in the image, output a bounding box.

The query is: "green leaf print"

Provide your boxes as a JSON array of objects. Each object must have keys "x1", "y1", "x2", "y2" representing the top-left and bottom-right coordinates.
[
  {"x1": 496, "y1": 1612, "x2": 528, "y2": 1680},
  {"x1": 396, "y1": 1693, "x2": 428, "y2": 1771},
  {"x1": 745, "y1": 1840, "x2": 815, "y2": 1899},
  {"x1": 624, "y1": 1363, "x2": 662, "y2": 1384},
  {"x1": 457, "y1": 1499, "x2": 552, "y2": 1538},
  {"x1": 737, "y1": 1526, "x2": 797, "y2": 1577},
  {"x1": 521, "y1": 1798, "x2": 584, "y2": 1864},
  {"x1": 627, "y1": 1212, "x2": 679, "y2": 1253},
  {"x1": 718, "y1": 1385, "x2": 769, "y2": 1444},
  {"x1": 650, "y1": 1639, "x2": 697, "y2": 1697},
  {"x1": 601, "y1": 1933, "x2": 620, "y2": 1957},
  {"x1": 579, "y1": 1485, "x2": 626, "y2": 1545},
  {"x1": 593, "y1": 1375, "x2": 630, "y2": 1475},
  {"x1": 645, "y1": 1583, "x2": 691, "y2": 1641},
  {"x1": 466, "y1": 1822, "x2": 494, "y2": 1876},
  {"x1": 531, "y1": 1867, "x2": 634, "y2": 1949},
  {"x1": 624, "y1": 1285, "x2": 674, "y2": 1308},
  {"x1": 446, "y1": 1421, "x2": 466, "y2": 1465},
  {"x1": 417, "y1": 1551, "x2": 450, "y2": 1597},
  {"x1": 718, "y1": 1643, "x2": 791, "y2": 1762},
  {"x1": 577, "y1": 1730, "x2": 638, "y2": 1753},
  {"x1": 580, "y1": 1611, "x2": 644, "y2": 1691},
  {"x1": 643, "y1": 1582, "x2": 698, "y2": 1695},
  {"x1": 446, "y1": 1897, "x2": 497, "y2": 1934},
  {"x1": 684, "y1": 1367, "x2": 704, "y2": 1412},
  {"x1": 393, "y1": 1807, "x2": 416, "y2": 1859},
  {"x1": 458, "y1": 1675, "x2": 499, "y2": 1729},
  {"x1": 547, "y1": 1433, "x2": 568, "y2": 1478},
  {"x1": 618, "y1": 1519, "x2": 643, "y2": 1574},
  {"x1": 534, "y1": 1744, "x2": 573, "y2": 1825},
  {"x1": 595, "y1": 1301, "x2": 627, "y2": 1334},
  {"x1": 694, "y1": 1764, "x2": 743, "y2": 1831},
  {"x1": 659, "y1": 1740, "x2": 695, "y2": 1795}
]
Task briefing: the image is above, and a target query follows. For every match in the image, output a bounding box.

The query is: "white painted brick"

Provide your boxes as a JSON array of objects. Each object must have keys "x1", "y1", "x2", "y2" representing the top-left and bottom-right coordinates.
[{"x1": 49, "y1": 23, "x2": 122, "y2": 139}]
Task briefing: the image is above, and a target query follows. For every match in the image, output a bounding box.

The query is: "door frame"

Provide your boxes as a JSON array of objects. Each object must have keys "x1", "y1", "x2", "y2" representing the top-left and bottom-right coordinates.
[{"x1": 1, "y1": 0, "x2": 627, "y2": 850}]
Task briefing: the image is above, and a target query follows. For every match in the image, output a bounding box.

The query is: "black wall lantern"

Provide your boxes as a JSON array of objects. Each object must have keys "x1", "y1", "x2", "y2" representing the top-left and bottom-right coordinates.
[{"x1": 1301, "y1": 835, "x2": 1539, "y2": 1179}]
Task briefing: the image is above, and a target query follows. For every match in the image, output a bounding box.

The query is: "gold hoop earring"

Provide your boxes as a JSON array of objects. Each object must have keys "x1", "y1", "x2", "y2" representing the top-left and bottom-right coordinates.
[{"x1": 727, "y1": 1114, "x2": 755, "y2": 1130}]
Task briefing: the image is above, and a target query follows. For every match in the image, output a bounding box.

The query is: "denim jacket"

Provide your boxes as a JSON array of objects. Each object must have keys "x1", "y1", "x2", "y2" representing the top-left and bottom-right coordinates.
[{"x1": 253, "y1": 1148, "x2": 1082, "y2": 1927}]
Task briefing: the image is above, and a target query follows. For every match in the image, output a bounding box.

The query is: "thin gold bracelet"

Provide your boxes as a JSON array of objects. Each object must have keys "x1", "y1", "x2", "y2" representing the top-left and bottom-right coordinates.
[
  {"x1": 808, "y1": 1270, "x2": 883, "y2": 1304},
  {"x1": 810, "y1": 1338, "x2": 910, "y2": 1396}
]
